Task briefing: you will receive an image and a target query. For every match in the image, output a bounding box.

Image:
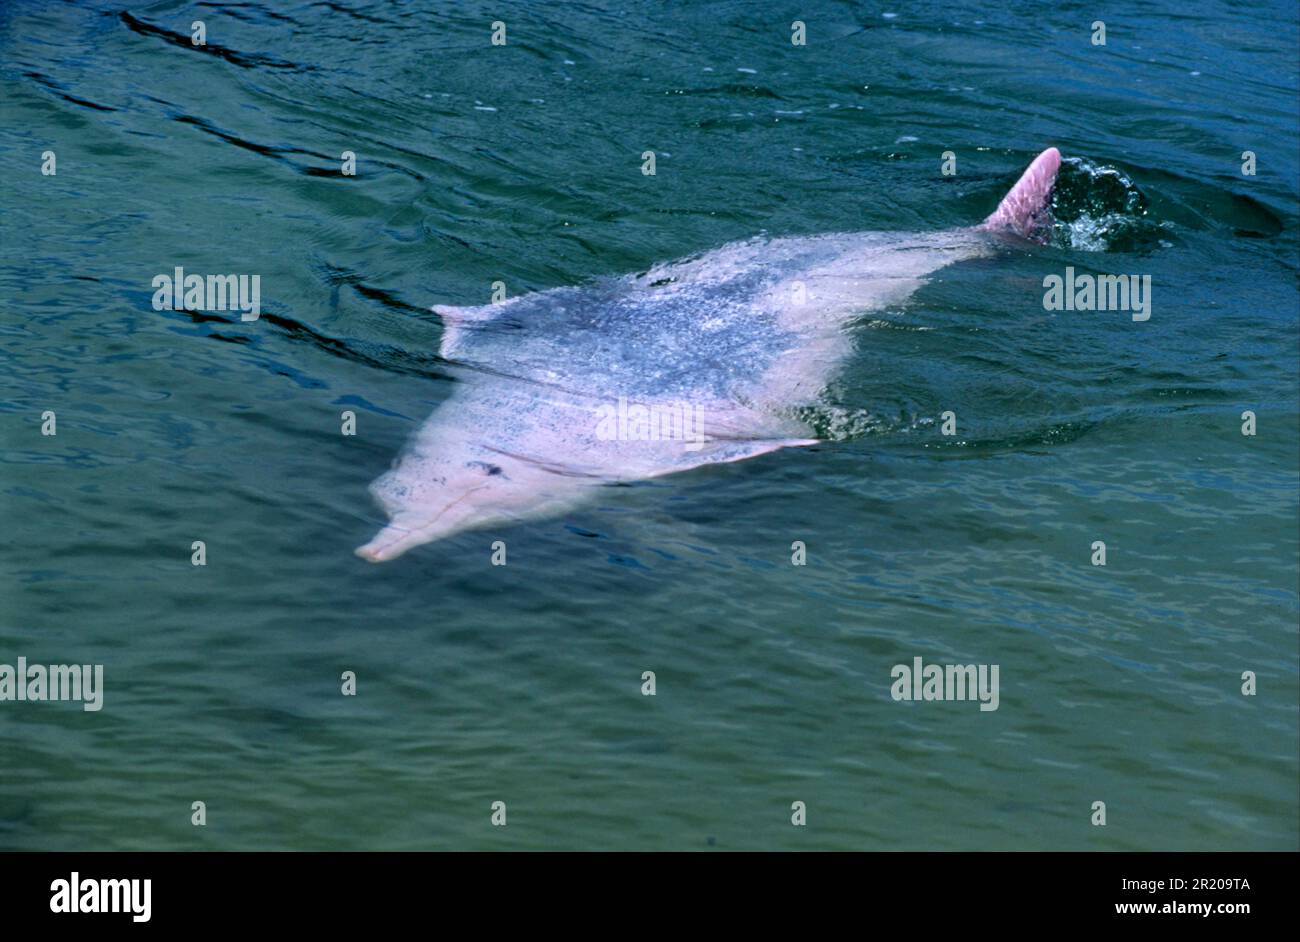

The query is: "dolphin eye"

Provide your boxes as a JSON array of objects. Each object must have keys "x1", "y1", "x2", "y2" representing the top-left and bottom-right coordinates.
[{"x1": 468, "y1": 461, "x2": 504, "y2": 476}]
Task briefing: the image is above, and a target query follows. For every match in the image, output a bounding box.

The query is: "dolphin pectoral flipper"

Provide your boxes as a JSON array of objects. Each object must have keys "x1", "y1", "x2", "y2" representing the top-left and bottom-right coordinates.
[
  {"x1": 981, "y1": 147, "x2": 1061, "y2": 240},
  {"x1": 667, "y1": 437, "x2": 821, "y2": 471},
  {"x1": 630, "y1": 403, "x2": 821, "y2": 477}
]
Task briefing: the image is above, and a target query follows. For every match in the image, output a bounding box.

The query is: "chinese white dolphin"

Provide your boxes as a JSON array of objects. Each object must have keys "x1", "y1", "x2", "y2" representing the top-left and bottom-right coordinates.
[{"x1": 357, "y1": 148, "x2": 1062, "y2": 561}]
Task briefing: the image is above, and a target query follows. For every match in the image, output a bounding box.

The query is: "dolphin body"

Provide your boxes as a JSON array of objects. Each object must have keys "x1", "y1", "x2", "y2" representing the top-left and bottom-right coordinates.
[{"x1": 357, "y1": 148, "x2": 1062, "y2": 561}]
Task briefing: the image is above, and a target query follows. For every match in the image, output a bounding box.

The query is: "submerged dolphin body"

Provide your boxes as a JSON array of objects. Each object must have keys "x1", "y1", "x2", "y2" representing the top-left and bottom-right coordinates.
[{"x1": 357, "y1": 148, "x2": 1062, "y2": 561}]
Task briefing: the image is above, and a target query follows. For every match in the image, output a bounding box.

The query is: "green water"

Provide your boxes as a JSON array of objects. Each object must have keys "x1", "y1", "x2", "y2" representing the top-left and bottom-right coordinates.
[{"x1": 1, "y1": 0, "x2": 1297, "y2": 850}]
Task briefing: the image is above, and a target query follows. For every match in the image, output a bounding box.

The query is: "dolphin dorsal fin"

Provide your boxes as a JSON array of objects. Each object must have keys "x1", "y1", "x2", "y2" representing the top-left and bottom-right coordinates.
[{"x1": 981, "y1": 147, "x2": 1061, "y2": 240}]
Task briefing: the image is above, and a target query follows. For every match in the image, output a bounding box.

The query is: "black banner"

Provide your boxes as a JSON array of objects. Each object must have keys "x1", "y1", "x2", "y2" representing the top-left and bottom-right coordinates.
[{"x1": 0, "y1": 851, "x2": 1288, "y2": 928}]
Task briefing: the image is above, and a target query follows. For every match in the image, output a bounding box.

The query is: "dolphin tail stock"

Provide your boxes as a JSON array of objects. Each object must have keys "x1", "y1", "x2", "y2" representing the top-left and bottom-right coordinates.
[{"x1": 980, "y1": 147, "x2": 1061, "y2": 241}]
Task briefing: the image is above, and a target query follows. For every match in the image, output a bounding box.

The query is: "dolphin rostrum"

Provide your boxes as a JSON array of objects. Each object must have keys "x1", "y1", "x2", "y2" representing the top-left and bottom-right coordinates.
[{"x1": 356, "y1": 148, "x2": 1062, "y2": 561}]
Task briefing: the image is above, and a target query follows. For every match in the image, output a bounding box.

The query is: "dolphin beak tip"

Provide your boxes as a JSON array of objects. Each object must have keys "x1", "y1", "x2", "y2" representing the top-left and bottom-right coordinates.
[{"x1": 355, "y1": 541, "x2": 390, "y2": 563}]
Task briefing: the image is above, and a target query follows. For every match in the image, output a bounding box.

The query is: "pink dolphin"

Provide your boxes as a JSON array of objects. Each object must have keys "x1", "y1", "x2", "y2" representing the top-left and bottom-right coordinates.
[{"x1": 358, "y1": 149, "x2": 1063, "y2": 561}]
